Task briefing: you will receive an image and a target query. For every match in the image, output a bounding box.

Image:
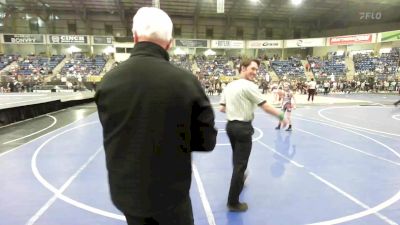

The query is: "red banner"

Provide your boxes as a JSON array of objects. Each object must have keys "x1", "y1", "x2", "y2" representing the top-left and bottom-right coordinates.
[{"x1": 329, "y1": 34, "x2": 373, "y2": 45}]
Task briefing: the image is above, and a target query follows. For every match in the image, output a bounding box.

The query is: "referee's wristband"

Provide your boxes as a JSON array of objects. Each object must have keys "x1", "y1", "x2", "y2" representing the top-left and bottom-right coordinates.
[{"x1": 278, "y1": 112, "x2": 285, "y2": 121}]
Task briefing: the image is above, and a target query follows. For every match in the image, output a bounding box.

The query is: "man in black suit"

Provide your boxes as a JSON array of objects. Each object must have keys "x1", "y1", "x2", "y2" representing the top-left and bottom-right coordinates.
[{"x1": 95, "y1": 7, "x2": 217, "y2": 225}]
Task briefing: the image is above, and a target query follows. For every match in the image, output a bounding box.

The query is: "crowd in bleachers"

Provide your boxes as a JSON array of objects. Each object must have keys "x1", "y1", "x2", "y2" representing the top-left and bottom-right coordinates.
[
  {"x1": 307, "y1": 52, "x2": 346, "y2": 79},
  {"x1": 170, "y1": 55, "x2": 193, "y2": 72},
  {"x1": 166, "y1": 51, "x2": 399, "y2": 95},
  {"x1": 313, "y1": 79, "x2": 400, "y2": 94},
  {"x1": 354, "y1": 48, "x2": 400, "y2": 80},
  {"x1": 0, "y1": 55, "x2": 19, "y2": 70},
  {"x1": 0, "y1": 53, "x2": 107, "y2": 93},
  {"x1": 0, "y1": 54, "x2": 66, "y2": 93},
  {"x1": 271, "y1": 56, "x2": 305, "y2": 78},
  {"x1": 194, "y1": 55, "x2": 237, "y2": 78},
  {"x1": 1, "y1": 48, "x2": 399, "y2": 95},
  {"x1": 60, "y1": 53, "x2": 107, "y2": 78},
  {"x1": 164, "y1": 51, "x2": 399, "y2": 96},
  {"x1": 15, "y1": 55, "x2": 65, "y2": 76},
  {"x1": 1, "y1": 54, "x2": 65, "y2": 77}
]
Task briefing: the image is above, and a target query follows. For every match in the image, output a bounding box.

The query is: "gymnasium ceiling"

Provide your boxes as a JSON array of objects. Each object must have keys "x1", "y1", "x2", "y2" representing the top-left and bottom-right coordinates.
[{"x1": 1, "y1": 0, "x2": 400, "y2": 30}]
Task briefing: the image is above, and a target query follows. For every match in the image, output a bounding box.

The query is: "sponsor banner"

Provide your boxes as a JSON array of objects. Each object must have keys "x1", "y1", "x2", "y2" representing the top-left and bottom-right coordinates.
[
  {"x1": 175, "y1": 39, "x2": 208, "y2": 48},
  {"x1": 93, "y1": 36, "x2": 113, "y2": 45},
  {"x1": 3, "y1": 34, "x2": 44, "y2": 44},
  {"x1": 285, "y1": 38, "x2": 325, "y2": 48},
  {"x1": 246, "y1": 40, "x2": 283, "y2": 49},
  {"x1": 211, "y1": 40, "x2": 244, "y2": 48},
  {"x1": 379, "y1": 30, "x2": 400, "y2": 42},
  {"x1": 328, "y1": 34, "x2": 376, "y2": 45},
  {"x1": 114, "y1": 36, "x2": 133, "y2": 42},
  {"x1": 49, "y1": 35, "x2": 89, "y2": 44}
]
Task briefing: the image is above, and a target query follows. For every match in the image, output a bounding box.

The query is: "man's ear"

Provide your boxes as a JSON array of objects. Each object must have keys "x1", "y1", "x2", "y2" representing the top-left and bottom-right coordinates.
[
  {"x1": 240, "y1": 66, "x2": 245, "y2": 73},
  {"x1": 165, "y1": 39, "x2": 173, "y2": 51},
  {"x1": 133, "y1": 32, "x2": 139, "y2": 44}
]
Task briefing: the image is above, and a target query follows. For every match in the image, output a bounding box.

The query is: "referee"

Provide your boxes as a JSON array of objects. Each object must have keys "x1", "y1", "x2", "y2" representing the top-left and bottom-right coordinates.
[{"x1": 219, "y1": 58, "x2": 288, "y2": 212}]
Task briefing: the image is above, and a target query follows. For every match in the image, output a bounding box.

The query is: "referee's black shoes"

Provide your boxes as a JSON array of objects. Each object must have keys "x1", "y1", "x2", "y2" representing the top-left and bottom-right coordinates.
[{"x1": 227, "y1": 202, "x2": 248, "y2": 212}]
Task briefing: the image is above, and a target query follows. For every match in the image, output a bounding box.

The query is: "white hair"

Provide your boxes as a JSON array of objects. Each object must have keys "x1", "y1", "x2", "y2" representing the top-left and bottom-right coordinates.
[{"x1": 132, "y1": 7, "x2": 173, "y2": 42}]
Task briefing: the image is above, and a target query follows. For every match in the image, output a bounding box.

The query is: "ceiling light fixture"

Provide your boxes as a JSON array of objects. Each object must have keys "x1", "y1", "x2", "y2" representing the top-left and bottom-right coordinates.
[
  {"x1": 217, "y1": 0, "x2": 224, "y2": 13},
  {"x1": 291, "y1": 0, "x2": 303, "y2": 6}
]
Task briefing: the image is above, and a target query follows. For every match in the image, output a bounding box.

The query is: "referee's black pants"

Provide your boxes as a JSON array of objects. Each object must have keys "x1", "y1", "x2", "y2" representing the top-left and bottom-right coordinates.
[
  {"x1": 307, "y1": 88, "x2": 316, "y2": 101},
  {"x1": 123, "y1": 195, "x2": 194, "y2": 225},
  {"x1": 226, "y1": 120, "x2": 254, "y2": 204}
]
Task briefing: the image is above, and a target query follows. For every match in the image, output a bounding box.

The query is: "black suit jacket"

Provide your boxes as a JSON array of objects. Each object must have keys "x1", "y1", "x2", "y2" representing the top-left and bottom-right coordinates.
[{"x1": 95, "y1": 42, "x2": 217, "y2": 216}]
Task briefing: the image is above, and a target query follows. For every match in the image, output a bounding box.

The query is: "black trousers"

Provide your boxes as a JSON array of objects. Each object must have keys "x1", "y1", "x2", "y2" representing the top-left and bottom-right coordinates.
[
  {"x1": 226, "y1": 121, "x2": 254, "y2": 204},
  {"x1": 123, "y1": 195, "x2": 194, "y2": 225},
  {"x1": 308, "y1": 89, "x2": 316, "y2": 101},
  {"x1": 323, "y1": 87, "x2": 329, "y2": 95}
]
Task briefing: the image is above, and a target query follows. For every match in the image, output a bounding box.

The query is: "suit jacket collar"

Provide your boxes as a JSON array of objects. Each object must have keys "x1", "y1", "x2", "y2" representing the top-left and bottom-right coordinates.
[{"x1": 130, "y1": 41, "x2": 170, "y2": 61}]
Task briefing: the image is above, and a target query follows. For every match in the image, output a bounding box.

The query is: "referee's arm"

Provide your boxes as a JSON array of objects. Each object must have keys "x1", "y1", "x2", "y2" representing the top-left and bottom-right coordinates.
[
  {"x1": 219, "y1": 104, "x2": 226, "y2": 113},
  {"x1": 260, "y1": 102, "x2": 288, "y2": 127}
]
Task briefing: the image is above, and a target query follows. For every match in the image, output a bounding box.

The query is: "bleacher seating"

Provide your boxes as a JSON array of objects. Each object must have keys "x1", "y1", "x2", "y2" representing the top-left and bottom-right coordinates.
[
  {"x1": 307, "y1": 54, "x2": 346, "y2": 78},
  {"x1": 195, "y1": 55, "x2": 236, "y2": 77},
  {"x1": 13, "y1": 55, "x2": 65, "y2": 76},
  {"x1": 258, "y1": 63, "x2": 268, "y2": 78},
  {"x1": 271, "y1": 56, "x2": 305, "y2": 78},
  {"x1": 60, "y1": 54, "x2": 106, "y2": 77},
  {"x1": 354, "y1": 48, "x2": 399, "y2": 80},
  {"x1": 49, "y1": 55, "x2": 65, "y2": 71},
  {"x1": 170, "y1": 55, "x2": 192, "y2": 72},
  {"x1": 0, "y1": 54, "x2": 18, "y2": 70}
]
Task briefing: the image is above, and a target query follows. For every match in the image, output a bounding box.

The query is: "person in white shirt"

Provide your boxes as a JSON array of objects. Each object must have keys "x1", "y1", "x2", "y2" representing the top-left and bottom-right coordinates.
[
  {"x1": 219, "y1": 59, "x2": 288, "y2": 212},
  {"x1": 307, "y1": 78, "x2": 317, "y2": 102}
]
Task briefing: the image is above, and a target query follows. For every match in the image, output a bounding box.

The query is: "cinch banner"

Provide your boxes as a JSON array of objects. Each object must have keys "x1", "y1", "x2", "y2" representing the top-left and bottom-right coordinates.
[
  {"x1": 379, "y1": 30, "x2": 400, "y2": 42},
  {"x1": 175, "y1": 39, "x2": 208, "y2": 48},
  {"x1": 49, "y1": 35, "x2": 89, "y2": 44},
  {"x1": 211, "y1": 40, "x2": 244, "y2": 48},
  {"x1": 3, "y1": 34, "x2": 44, "y2": 44},
  {"x1": 246, "y1": 40, "x2": 283, "y2": 49},
  {"x1": 328, "y1": 34, "x2": 375, "y2": 45}
]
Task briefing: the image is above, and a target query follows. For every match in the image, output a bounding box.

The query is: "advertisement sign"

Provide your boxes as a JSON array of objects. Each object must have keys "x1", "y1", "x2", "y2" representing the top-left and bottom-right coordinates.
[
  {"x1": 49, "y1": 35, "x2": 88, "y2": 44},
  {"x1": 175, "y1": 39, "x2": 208, "y2": 48},
  {"x1": 93, "y1": 36, "x2": 113, "y2": 45},
  {"x1": 379, "y1": 30, "x2": 400, "y2": 42},
  {"x1": 3, "y1": 34, "x2": 44, "y2": 44},
  {"x1": 328, "y1": 34, "x2": 375, "y2": 45},
  {"x1": 246, "y1": 40, "x2": 283, "y2": 49},
  {"x1": 285, "y1": 38, "x2": 325, "y2": 48},
  {"x1": 211, "y1": 40, "x2": 244, "y2": 48}
]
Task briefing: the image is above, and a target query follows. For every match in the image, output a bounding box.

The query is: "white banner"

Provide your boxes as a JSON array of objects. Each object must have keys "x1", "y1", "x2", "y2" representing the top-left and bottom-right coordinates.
[
  {"x1": 328, "y1": 34, "x2": 376, "y2": 45},
  {"x1": 246, "y1": 40, "x2": 283, "y2": 49},
  {"x1": 3, "y1": 34, "x2": 45, "y2": 44},
  {"x1": 285, "y1": 38, "x2": 325, "y2": 48},
  {"x1": 211, "y1": 40, "x2": 244, "y2": 48},
  {"x1": 48, "y1": 35, "x2": 89, "y2": 44}
]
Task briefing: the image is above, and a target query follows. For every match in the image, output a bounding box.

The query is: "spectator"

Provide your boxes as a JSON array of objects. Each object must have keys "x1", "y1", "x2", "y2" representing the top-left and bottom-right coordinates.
[
  {"x1": 307, "y1": 78, "x2": 317, "y2": 102},
  {"x1": 95, "y1": 7, "x2": 217, "y2": 225}
]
